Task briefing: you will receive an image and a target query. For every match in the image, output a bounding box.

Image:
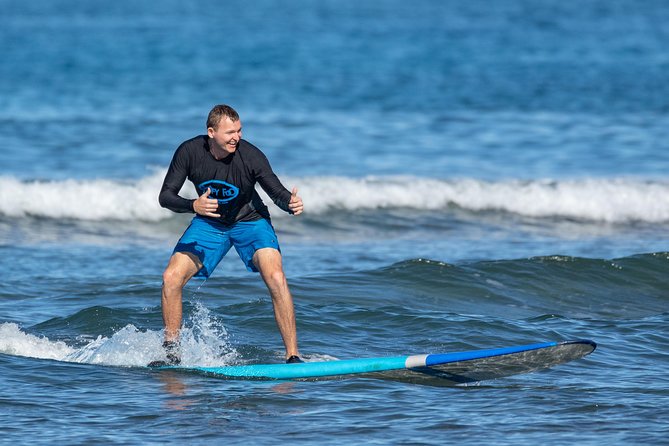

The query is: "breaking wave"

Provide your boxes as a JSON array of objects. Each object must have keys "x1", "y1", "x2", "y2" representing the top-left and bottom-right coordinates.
[{"x1": 1, "y1": 172, "x2": 668, "y2": 223}]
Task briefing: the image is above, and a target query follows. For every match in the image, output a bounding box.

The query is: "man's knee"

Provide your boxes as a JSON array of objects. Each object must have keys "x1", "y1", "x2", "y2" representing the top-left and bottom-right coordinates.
[
  {"x1": 267, "y1": 268, "x2": 287, "y2": 287},
  {"x1": 254, "y1": 250, "x2": 287, "y2": 286},
  {"x1": 162, "y1": 267, "x2": 186, "y2": 290}
]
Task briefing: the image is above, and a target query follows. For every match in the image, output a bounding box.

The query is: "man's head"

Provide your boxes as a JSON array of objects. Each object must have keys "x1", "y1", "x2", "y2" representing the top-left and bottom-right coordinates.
[
  {"x1": 206, "y1": 104, "x2": 240, "y2": 130},
  {"x1": 207, "y1": 104, "x2": 242, "y2": 156}
]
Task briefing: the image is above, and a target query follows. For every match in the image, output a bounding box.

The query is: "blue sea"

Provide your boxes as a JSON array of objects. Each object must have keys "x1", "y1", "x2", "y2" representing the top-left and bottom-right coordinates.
[{"x1": 1, "y1": 0, "x2": 668, "y2": 444}]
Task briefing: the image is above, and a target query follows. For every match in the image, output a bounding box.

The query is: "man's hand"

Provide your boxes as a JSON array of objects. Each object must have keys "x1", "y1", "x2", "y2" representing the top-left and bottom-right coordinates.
[
  {"x1": 193, "y1": 188, "x2": 221, "y2": 218},
  {"x1": 288, "y1": 187, "x2": 303, "y2": 216}
]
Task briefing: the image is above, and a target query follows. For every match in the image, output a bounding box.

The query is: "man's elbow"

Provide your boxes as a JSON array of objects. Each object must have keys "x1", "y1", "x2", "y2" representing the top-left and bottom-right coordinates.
[{"x1": 158, "y1": 192, "x2": 170, "y2": 209}]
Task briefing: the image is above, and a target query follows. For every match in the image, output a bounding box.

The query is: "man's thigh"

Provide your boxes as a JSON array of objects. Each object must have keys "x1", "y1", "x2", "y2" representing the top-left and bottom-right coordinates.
[
  {"x1": 231, "y1": 219, "x2": 281, "y2": 272},
  {"x1": 173, "y1": 216, "x2": 234, "y2": 277}
]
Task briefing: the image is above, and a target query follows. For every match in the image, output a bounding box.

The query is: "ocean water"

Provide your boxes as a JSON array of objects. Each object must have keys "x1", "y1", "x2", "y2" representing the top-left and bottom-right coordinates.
[{"x1": 1, "y1": 0, "x2": 668, "y2": 444}]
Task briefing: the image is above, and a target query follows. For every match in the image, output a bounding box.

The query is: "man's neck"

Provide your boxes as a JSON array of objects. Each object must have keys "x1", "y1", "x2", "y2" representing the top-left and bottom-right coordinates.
[{"x1": 208, "y1": 138, "x2": 232, "y2": 160}]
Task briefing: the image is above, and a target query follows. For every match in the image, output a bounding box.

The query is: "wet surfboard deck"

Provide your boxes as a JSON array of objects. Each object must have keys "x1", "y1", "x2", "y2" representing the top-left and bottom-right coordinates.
[{"x1": 150, "y1": 340, "x2": 596, "y2": 386}]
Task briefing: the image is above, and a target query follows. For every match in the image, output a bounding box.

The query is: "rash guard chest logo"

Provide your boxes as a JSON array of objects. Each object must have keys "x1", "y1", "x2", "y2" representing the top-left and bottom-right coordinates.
[{"x1": 198, "y1": 180, "x2": 239, "y2": 203}]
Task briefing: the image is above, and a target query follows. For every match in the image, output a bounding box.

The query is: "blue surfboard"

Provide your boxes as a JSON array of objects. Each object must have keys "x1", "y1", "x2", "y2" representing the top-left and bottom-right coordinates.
[{"x1": 153, "y1": 340, "x2": 596, "y2": 385}]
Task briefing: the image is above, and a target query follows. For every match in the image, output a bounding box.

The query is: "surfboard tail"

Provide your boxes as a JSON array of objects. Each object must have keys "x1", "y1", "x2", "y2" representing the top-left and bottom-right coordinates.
[{"x1": 381, "y1": 340, "x2": 597, "y2": 386}]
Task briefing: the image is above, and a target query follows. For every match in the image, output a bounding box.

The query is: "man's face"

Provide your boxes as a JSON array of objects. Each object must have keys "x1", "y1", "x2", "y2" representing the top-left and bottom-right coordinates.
[{"x1": 208, "y1": 117, "x2": 242, "y2": 154}]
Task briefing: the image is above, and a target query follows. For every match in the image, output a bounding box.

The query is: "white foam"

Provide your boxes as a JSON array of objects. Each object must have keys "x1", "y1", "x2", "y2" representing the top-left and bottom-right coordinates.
[
  {"x1": 0, "y1": 171, "x2": 182, "y2": 221},
  {"x1": 1, "y1": 173, "x2": 668, "y2": 223},
  {"x1": 270, "y1": 176, "x2": 669, "y2": 223},
  {"x1": 0, "y1": 303, "x2": 239, "y2": 367},
  {"x1": 62, "y1": 327, "x2": 164, "y2": 367},
  {"x1": 0, "y1": 322, "x2": 75, "y2": 360}
]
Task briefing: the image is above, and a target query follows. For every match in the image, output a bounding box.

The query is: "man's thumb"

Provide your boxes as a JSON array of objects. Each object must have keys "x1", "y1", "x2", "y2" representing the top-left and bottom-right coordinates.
[{"x1": 291, "y1": 187, "x2": 298, "y2": 197}]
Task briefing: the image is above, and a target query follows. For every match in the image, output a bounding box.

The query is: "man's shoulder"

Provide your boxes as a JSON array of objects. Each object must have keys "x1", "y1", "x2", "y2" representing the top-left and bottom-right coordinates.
[
  {"x1": 237, "y1": 140, "x2": 269, "y2": 163},
  {"x1": 238, "y1": 139, "x2": 262, "y2": 153},
  {"x1": 177, "y1": 135, "x2": 208, "y2": 152}
]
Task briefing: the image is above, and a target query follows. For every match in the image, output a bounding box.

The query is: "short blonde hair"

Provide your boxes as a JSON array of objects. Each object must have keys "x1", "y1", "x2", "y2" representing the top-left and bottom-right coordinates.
[{"x1": 206, "y1": 104, "x2": 240, "y2": 129}]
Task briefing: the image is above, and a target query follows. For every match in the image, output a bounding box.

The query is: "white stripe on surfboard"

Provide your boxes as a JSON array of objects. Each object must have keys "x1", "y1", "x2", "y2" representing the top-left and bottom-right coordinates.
[{"x1": 405, "y1": 354, "x2": 428, "y2": 369}]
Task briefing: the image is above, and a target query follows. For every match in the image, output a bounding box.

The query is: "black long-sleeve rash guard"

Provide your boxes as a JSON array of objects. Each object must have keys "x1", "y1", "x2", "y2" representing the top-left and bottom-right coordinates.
[{"x1": 159, "y1": 135, "x2": 293, "y2": 225}]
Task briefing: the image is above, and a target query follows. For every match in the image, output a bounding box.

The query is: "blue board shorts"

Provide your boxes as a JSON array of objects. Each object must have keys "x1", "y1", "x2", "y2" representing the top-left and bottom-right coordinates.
[{"x1": 173, "y1": 216, "x2": 280, "y2": 277}]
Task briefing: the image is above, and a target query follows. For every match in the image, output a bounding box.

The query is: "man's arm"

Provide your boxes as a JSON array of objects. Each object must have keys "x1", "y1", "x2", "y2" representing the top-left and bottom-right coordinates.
[
  {"x1": 158, "y1": 145, "x2": 195, "y2": 213},
  {"x1": 253, "y1": 150, "x2": 303, "y2": 215}
]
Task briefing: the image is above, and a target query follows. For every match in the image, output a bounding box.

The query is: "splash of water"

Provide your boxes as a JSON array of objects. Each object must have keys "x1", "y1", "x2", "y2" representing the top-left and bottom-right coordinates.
[{"x1": 0, "y1": 302, "x2": 240, "y2": 367}]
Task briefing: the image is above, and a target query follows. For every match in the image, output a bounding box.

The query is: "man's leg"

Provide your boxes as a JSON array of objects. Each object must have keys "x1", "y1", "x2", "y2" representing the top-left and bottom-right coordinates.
[
  {"x1": 161, "y1": 251, "x2": 202, "y2": 343},
  {"x1": 253, "y1": 248, "x2": 300, "y2": 360}
]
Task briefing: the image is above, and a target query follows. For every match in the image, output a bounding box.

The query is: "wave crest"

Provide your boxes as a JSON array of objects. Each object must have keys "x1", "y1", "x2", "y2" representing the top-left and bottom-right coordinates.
[{"x1": 1, "y1": 173, "x2": 668, "y2": 223}]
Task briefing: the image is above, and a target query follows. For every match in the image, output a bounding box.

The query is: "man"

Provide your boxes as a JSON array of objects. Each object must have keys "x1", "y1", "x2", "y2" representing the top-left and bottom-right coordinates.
[{"x1": 152, "y1": 104, "x2": 303, "y2": 366}]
